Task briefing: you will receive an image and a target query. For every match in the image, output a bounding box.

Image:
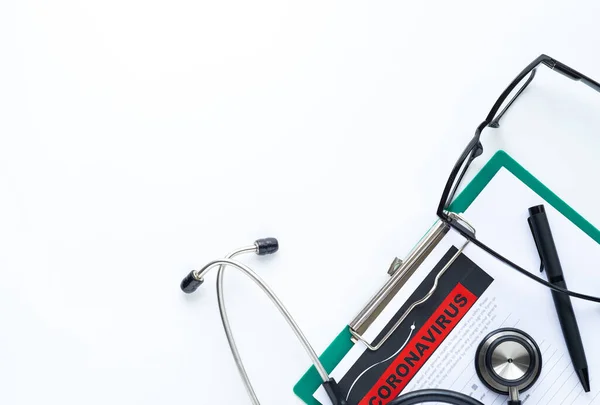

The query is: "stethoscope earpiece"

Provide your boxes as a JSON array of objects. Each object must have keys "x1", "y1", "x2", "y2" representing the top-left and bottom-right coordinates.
[
  {"x1": 254, "y1": 237, "x2": 279, "y2": 255},
  {"x1": 179, "y1": 238, "x2": 349, "y2": 405},
  {"x1": 180, "y1": 238, "x2": 279, "y2": 294}
]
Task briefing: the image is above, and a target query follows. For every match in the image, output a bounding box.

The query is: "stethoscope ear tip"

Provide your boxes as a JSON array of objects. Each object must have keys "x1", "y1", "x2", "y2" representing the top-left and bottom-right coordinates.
[
  {"x1": 179, "y1": 237, "x2": 278, "y2": 295},
  {"x1": 255, "y1": 237, "x2": 279, "y2": 255},
  {"x1": 181, "y1": 270, "x2": 204, "y2": 294}
]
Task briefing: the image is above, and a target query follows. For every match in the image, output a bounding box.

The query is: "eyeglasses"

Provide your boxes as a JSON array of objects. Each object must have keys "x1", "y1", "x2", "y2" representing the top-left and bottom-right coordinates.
[{"x1": 437, "y1": 54, "x2": 600, "y2": 303}]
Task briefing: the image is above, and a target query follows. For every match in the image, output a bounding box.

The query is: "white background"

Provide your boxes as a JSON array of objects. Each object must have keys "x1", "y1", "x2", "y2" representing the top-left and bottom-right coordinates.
[{"x1": 1, "y1": 1, "x2": 599, "y2": 404}]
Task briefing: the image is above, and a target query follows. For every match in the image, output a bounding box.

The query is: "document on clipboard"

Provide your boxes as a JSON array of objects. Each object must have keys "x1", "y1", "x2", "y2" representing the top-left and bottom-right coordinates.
[
  {"x1": 313, "y1": 227, "x2": 553, "y2": 405},
  {"x1": 317, "y1": 229, "x2": 495, "y2": 404},
  {"x1": 296, "y1": 151, "x2": 600, "y2": 405}
]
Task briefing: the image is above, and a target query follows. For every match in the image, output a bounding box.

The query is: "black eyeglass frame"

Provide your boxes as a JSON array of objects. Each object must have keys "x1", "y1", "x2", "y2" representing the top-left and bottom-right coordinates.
[{"x1": 436, "y1": 54, "x2": 600, "y2": 303}]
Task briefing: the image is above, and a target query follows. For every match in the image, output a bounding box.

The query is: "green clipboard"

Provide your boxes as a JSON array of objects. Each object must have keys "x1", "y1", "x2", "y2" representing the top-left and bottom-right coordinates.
[{"x1": 293, "y1": 150, "x2": 600, "y2": 404}]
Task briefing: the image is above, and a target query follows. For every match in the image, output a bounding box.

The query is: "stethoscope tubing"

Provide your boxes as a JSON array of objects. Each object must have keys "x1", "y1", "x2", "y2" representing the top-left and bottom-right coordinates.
[
  {"x1": 389, "y1": 389, "x2": 484, "y2": 405},
  {"x1": 195, "y1": 256, "x2": 330, "y2": 404},
  {"x1": 216, "y1": 245, "x2": 261, "y2": 404}
]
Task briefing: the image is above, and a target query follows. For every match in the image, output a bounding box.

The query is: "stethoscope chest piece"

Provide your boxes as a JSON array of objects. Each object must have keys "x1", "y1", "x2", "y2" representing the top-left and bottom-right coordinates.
[{"x1": 475, "y1": 328, "x2": 542, "y2": 400}]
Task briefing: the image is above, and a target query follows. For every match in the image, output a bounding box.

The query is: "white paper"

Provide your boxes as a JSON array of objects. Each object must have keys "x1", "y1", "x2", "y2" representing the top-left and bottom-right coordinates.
[
  {"x1": 460, "y1": 167, "x2": 600, "y2": 404},
  {"x1": 314, "y1": 167, "x2": 600, "y2": 405}
]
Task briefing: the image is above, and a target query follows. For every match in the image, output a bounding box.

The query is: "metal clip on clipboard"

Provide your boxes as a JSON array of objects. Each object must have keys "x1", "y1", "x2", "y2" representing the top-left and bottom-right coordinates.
[{"x1": 349, "y1": 213, "x2": 476, "y2": 351}]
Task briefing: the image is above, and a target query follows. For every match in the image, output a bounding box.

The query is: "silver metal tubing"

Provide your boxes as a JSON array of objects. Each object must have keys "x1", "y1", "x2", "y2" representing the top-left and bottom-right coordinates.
[
  {"x1": 196, "y1": 258, "x2": 330, "y2": 394},
  {"x1": 216, "y1": 246, "x2": 260, "y2": 405}
]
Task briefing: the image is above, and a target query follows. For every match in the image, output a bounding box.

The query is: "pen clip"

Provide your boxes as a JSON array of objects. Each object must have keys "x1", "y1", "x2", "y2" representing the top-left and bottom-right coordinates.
[{"x1": 527, "y1": 217, "x2": 545, "y2": 273}]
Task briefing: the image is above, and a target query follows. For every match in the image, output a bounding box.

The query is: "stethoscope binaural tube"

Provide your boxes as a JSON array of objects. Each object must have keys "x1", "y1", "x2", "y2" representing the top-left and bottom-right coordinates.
[{"x1": 180, "y1": 238, "x2": 348, "y2": 405}]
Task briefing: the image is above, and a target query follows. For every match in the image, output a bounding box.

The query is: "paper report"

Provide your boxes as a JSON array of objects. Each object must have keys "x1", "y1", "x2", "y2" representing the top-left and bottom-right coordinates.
[{"x1": 314, "y1": 219, "x2": 598, "y2": 405}]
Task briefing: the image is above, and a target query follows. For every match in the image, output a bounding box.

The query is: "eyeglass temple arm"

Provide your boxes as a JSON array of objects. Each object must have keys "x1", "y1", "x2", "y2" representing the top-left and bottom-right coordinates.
[
  {"x1": 490, "y1": 56, "x2": 600, "y2": 128},
  {"x1": 488, "y1": 69, "x2": 537, "y2": 128},
  {"x1": 547, "y1": 59, "x2": 600, "y2": 92}
]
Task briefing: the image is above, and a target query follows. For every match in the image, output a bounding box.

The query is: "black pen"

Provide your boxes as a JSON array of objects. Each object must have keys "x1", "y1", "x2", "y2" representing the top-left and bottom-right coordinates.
[{"x1": 528, "y1": 204, "x2": 590, "y2": 392}]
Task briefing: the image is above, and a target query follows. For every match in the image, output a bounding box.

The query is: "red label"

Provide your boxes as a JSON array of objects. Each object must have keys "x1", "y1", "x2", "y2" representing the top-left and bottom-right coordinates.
[{"x1": 358, "y1": 283, "x2": 477, "y2": 405}]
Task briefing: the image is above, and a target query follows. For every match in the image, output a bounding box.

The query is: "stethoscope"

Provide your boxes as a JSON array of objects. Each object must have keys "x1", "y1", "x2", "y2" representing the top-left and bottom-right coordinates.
[{"x1": 180, "y1": 238, "x2": 543, "y2": 405}]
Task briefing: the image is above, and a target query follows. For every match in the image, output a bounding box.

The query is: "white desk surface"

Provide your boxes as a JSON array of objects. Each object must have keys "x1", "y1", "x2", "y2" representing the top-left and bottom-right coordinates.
[{"x1": 1, "y1": 1, "x2": 599, "y2": 404}]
